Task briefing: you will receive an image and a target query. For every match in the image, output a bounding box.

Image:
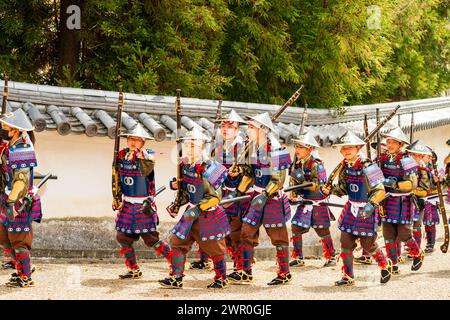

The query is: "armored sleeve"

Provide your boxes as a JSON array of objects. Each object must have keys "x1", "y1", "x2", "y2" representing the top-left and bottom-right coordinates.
[
  {"x1": 236, "y1": 164, "x2": 254, "y2": 194},
  {"x1": 367, "y1": 182, "x2": 386, "y2": 206},
  {"x1": 304, "y1": 161, "x2": 320, "y2": 192},
  {"x1": 8, "y1": 168, "x2": 30, "y2": 203},
  {"x1": 198, "y1": 176, "x2": 221, "y2": 211},
  {"x1": 331, "y1": 168, "x2": 347, "y2": 197},
  {"x1": 397, "y1": 173, "x2": 417, "y2": 192},
  {"x1": 265, "y1": 169, "x2": 286, "y2": 197},
  {"x1": 413, "y1": 167, "x2": 430, "y2": 197},
  {"x1": 138, "y1": 158, "x2": 155, "y2": 177},
  {"x1": 396, "y1": 156, "x2": 418, "y2": 192}
]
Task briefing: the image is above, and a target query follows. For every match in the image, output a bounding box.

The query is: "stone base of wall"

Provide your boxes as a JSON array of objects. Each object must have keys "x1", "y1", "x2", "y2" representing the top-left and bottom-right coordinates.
[{"x1": 28, "y1": 217, "x2": 342, "y2": 261}]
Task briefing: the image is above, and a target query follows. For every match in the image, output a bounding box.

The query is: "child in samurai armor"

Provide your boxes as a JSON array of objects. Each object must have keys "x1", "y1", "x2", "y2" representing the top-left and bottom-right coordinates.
[
  {"x1": 321, "y1": 131, "x2": 392, "y2": 286},
  {"x1": 113, "y1": 125, "x2": 171, "y2": 279},
  {"x1": 354, "y1": 140, "x2": 388, "y2": 265},
  {"x1": 0, "y1": 137, "x2": 15, "y2": 271},
  {"x1": 160, "y1": 127, "x2": 230, "y2": 289},
  {"x1": 0, "y1": 109, "x2": 42, "y2": 287},
  {"x1": 379, "y1": 127, "x2": 424, "y2": 274},
  {"x1": 287, "y1": 131, "x2": 337, "y2": 267},
  {"x1": 211, "y1": 110, "x2": 249, "y2": 274},
  {"x1": 445, "y1": 139, "x2": 450, "y2": 205},
  {"x1": 225, "y1": 112, "x2": 293, "y2": 286},
  {"x1": 406, "y1": 140, "x2": 432, "y2": 254},
  {"x1": 419, "y1": 147, "x2": 442, "y2": 253},
  {"x1": 190, "y1": 110, "x2": 246, "y2": 271}
]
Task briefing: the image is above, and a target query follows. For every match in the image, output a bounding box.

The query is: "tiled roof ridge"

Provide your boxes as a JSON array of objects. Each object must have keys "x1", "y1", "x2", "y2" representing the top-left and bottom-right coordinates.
[
  {"x1": 1, "y1": 80, "x2": 449, "y2": 146},
  {"x1": 2, "y1": 80, "x2": 450, "y2": 126}
]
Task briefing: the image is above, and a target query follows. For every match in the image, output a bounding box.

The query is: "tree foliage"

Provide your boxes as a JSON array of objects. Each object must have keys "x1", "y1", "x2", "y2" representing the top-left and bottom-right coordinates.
[{"x1": 0, "y1": 0, "x2": 448, "y2": 109}]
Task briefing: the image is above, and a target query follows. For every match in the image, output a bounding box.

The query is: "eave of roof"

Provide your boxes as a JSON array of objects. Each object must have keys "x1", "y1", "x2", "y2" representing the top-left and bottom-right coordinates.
[{"x1": 1, "y1": 80, "x2": 450, "y2": 146}]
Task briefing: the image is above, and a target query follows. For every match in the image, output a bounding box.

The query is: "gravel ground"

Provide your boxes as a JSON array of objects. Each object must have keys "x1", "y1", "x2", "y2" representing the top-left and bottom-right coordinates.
[{"x1": 1, "y1": 250, "x2": 450, "y2": 300}]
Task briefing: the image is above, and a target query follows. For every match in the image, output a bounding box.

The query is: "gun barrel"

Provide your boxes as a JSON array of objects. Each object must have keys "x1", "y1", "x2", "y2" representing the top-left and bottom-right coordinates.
[
  {"x1": 364, "y1": 105, "x2": 401, "y2": 143},
  {"x1": 283, "y1": 182, "x2": 313, "y2": 193},
  {"x1": 155, "y1": 186, "x2": 166, "y2": 197},
  {"x1": 271, "y1": 85, "x2": 304, "y2": 121},
  {"x1": 34, "y1": 174, "x2": 58, "y2": 180}
]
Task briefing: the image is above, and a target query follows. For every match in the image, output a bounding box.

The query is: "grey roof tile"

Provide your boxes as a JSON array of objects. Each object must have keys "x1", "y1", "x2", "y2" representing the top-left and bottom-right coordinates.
[{"x1": 2, "y1": 80, "x2": 449, "y2": 145}]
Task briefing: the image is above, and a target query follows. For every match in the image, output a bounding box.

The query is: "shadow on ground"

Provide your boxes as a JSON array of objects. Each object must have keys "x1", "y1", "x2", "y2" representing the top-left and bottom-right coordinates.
[{"x1": 81, "y1": 278, "x2": 154, "y2": 294}]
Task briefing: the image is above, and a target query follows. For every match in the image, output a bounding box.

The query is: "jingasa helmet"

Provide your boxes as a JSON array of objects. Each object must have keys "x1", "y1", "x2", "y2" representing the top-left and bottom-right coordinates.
[
  {"x1": 333, "y1": 131, "x2": 365, "y2": 147},
  {"x1": 182, "y1": 126, "x2": 211, "y2": 142},
  {"x1": 406, "y1": 139, "x2": 432, "y2": 155},
  {"x1": 0, "y1": 108, "x2": 34, "y2": 131},
  {"x1": 382, "y1": 127, "x2": 409, "y2": 144},
  {"x1": 291, "y1": 131, "x2": 320, "y2": 148},
  {"x1": 120, "y1": 124, "x2": 154, "y2": 140},
  {"x1": 246, "y1": 112, "x2": 276, "y2": 131},
  {"x1": 217, "y1": 109, "x2": 245, "y2": 124}
]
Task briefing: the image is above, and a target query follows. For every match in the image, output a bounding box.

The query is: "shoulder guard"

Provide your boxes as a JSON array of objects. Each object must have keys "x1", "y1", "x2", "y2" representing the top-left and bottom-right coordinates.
[
  {"x1": 311, "y1": 158, "x2": 327, "y2": 183},
  {"x1": 8, "y1": 142, "x2": 37, "y2": 169},
  {"x1": 270, "y1": 148, "x2": 292, "y2": 171},
  {"x1": 400, "y1": 154, "x2": 418, "y2": 175},
  {"x1": 204, "y1": 160, "x2": 228, "y2": 190},
  {"x1": 363, "y1": 162, "x2": 385, "y2": 188}
]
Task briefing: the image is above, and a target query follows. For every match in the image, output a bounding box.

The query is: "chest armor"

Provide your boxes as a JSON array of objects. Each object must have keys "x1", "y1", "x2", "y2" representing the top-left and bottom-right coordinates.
[
  {"x1": 182, "y1": 164, "x2": 205, "y2": 204},
  {"x1": 248, "y1": 149, "x2": 270, "y2": 188},
  {"x1": 119, "y1": 158, "x2": 149, "y2": 197},
  {"x1": 221, "y1": 148, "x2": 241, "y2": 189},
  {"x1": 252, "y1": 162, "x2": 271, "y2": 189},
  {"x1": 220, "y1": 145, "x2": 237, "y2": 168},
  {"x1": 2, "y1": 145, "x2": 35, "y2": 191},
  {"x1": 344, "y1": 164, "x2": 369, "y2": 202},
  {"x1": 381, "y1": 157, "x2": 404, "y2": 184},
  {"x1": 289, "y1": 161, "x2": 304, "y2": 181},
  {"x1": 290, "y1": 158, "x2": 327, "y2": 199}
]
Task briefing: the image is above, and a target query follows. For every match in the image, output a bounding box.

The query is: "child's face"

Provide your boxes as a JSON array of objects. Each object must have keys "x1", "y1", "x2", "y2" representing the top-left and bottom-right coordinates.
[
  {"x1": 339, "y1": 145, "x2": 360, "y2": 160},
  {"x1": 409, "y1": 152, "x2": 423, "y2": 164},
  {"x1": 386, "y1": 139, "x2": 403, "y2": 154},
  {"x1": 183, "y1": 140, "x2": 204, "y2": 162},
  {"x1": 294, "y1": 144, "x2": 312, "y2": 159},
  {"x1": 422, "y1": 154, "x2": 432, "y2": 164},
  {"x1": 127, "y1": 136, "x2": 145, "y2": 151},
  {"x1": 247, "y1": 124, "x2": 259, "y2": 142},
  {"x1": 221, "y1": 122, "x2": 239, "y2": 142}
]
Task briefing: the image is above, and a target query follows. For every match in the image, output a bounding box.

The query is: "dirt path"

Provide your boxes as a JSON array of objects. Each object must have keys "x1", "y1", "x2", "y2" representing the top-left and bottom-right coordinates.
[{"x1": 1, "y1": 251, "x2": 450, "y2": 300}]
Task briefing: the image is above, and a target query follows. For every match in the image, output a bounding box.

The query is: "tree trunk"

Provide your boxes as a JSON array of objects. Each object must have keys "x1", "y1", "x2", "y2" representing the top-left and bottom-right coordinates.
[{"x1": 58, "y1": 0, "x2": 83, "y2": 80}]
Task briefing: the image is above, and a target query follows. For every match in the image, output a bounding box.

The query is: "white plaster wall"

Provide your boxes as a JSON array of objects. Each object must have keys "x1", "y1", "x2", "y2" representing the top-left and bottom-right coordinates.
[{"x1": 33, "y1": 124, "x2": 450, "y2": 220}]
